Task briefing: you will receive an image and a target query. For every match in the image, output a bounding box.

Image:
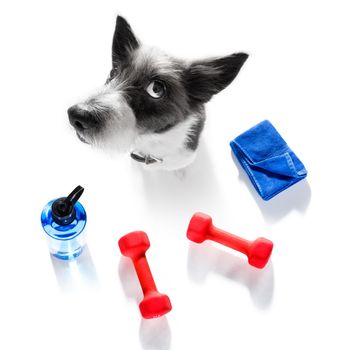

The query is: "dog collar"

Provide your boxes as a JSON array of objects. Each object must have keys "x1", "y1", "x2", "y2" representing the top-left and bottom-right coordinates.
[{"x1": 130, "y1": 151, "x2": 163, "y2": 165}]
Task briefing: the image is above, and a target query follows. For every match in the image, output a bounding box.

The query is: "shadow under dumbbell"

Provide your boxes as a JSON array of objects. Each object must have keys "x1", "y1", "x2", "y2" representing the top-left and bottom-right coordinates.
[
  {"x1": 50, "y1": 245, "x2": 99, "y2": 293},
  {"x1": 139, "y1": 317, "x2": 172, "y2": 350},
  {"x1": 187, "y1": 241, "x2": 274, "y2": 309}
]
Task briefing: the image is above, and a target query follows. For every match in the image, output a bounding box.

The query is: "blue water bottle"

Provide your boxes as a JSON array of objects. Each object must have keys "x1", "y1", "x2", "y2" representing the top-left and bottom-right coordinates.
[{"x1": 41, "y1": 185, "x2": 87, "y2": 260}]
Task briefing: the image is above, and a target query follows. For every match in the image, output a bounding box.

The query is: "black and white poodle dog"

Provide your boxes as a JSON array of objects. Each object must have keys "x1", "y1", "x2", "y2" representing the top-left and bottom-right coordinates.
[{"x1": 68, "y1": 16, "x2": 248, "y2": 170}]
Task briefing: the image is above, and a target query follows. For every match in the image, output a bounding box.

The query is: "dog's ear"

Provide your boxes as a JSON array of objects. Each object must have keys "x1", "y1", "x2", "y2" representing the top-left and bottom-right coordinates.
[
  {"x1": 185, "y1": 53, "x2": 248, "y2": 104},
  {"x1": 112, "y1": 16, "x2": 139, "y2": 65}
]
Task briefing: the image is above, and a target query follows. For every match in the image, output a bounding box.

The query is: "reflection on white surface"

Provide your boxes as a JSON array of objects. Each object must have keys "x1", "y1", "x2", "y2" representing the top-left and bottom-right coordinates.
[
  {"x1": 140, "y1": 141, "x2": 228, "y2": 220},
  {"x1": 187, "y1": 241, "x2": 274, "y2": 309},
  {"x1": 50, "y1": 245, "x2": 99, "y2": 292},
  {"x1": 139, "y1": 317, "x2": 172, "y2": 350}
]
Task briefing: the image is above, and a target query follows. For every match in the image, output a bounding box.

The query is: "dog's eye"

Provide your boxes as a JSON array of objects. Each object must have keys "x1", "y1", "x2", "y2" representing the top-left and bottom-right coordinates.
[{"x1": 146, "y1": 80, "x2": 166, "y2": 99}]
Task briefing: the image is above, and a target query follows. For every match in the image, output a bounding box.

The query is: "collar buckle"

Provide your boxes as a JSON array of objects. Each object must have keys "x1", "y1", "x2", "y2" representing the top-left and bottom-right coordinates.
[{"x1": 130, "y1": 151, "x2": 163, "y2": 165}]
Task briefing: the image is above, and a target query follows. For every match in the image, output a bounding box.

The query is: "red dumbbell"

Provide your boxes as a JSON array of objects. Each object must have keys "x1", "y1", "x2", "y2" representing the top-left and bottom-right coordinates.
[
  {"x1": 118, "y1": 231, "x2": 172, "y2": 319},
  {"x1": 187, "y1": 212, "x2": 273, "y2": 269}
]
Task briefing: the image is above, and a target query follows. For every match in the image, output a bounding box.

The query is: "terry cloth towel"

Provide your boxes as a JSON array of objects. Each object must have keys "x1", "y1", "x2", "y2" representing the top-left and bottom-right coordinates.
[{"x1": 230, "y1": 120, "x2": 307, "y2": 201}]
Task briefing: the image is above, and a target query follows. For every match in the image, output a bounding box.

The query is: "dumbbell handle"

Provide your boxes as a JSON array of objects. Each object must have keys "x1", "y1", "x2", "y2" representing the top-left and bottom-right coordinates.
[
  {"x1": 132, "y1": 255, "x2": 157, "y2": 295},
  {"x1": 119, "y1": 231, "x2": 172, "y2": 318},
  {"x1": 208, "y1": 226, "x2": 251, "y2": 255}
]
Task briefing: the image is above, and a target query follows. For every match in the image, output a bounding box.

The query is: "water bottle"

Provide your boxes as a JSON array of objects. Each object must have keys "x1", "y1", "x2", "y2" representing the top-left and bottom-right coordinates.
[{"x1": 41, "y1": 185, "x2": 87, "y2": 260}]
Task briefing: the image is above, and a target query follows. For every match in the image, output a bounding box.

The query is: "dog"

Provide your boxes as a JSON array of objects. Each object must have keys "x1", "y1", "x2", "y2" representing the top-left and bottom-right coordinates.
[{"x1": 68, "y1": 16, "x2": 248, "y2": 170}]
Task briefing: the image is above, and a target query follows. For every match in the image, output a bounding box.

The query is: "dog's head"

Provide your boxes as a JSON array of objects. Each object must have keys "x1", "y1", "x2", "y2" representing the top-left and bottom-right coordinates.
[{"x1": 68, "y1": 16, "x2": 248, "y2": 154}]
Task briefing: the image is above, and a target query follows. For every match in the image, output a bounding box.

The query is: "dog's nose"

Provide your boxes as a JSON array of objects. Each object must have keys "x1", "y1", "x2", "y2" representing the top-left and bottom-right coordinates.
[{"x1": 68, "y1": 105, "x2": 98, "y2": 131}]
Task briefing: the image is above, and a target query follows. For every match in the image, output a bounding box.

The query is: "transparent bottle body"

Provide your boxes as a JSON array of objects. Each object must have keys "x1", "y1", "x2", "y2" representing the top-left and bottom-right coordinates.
[{"x1": 41, "y1": 200, "x2": 87, "y2": 260}]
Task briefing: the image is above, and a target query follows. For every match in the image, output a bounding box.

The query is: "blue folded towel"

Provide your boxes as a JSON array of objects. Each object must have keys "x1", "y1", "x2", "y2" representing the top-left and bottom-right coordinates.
[{"x1": 230, "y1": 120, "x2": 307, "y2": 201}]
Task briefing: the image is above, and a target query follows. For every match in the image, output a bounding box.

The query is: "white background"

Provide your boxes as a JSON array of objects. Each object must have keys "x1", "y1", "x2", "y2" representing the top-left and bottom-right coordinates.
[{"x1": 1, "y1": 1, "x2": 349, "y2": 349}]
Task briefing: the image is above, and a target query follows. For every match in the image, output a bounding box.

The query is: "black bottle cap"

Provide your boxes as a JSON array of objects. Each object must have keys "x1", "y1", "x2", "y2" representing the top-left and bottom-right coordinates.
[{"x1": 52, "y1": 186, "x2": 84, "y2": 225}]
